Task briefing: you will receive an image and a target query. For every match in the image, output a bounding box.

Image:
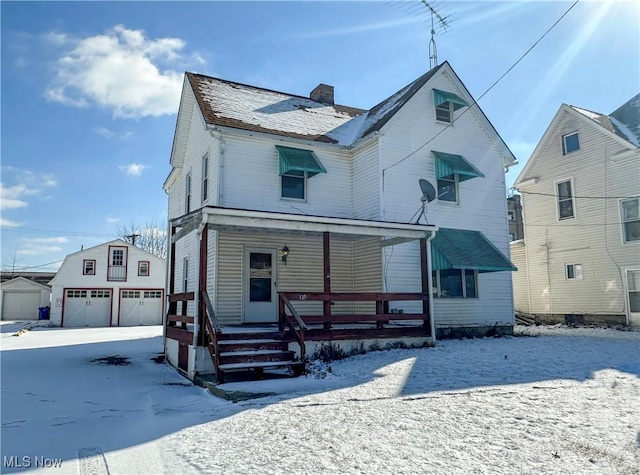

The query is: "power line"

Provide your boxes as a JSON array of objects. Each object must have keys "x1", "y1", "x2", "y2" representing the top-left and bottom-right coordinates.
[
  {"x1": 518, "y1": 190, "x2": 639, "y2": 200},
  {"x1": 382, "y1": 0, "x2": 581, "y2": 174}
]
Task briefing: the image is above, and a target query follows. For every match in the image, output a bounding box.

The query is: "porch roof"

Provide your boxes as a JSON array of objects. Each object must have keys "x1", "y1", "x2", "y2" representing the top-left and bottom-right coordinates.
[{"x1": 172, "y1": 206, "x2": 437, "y2": 242}]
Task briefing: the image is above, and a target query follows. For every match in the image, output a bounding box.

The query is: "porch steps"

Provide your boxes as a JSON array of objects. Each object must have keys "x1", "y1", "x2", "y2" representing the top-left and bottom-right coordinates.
[{"x1": 211, "y1": 330, "x2": 304, "y2": 382}]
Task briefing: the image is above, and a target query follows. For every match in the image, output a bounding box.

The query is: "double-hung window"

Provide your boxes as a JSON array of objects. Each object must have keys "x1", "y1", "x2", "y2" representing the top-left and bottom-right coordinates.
[
  {"x1": 621, "y1": 198, "x2": 640, "y2": 243},
  {"x1": 138, "y1": 261, "x2": 150, "y2": 277},
  {"x1": 433, "y1": 151, "x2": 484, "y2": 204},
  {"x1": 433, "y1": 89, "x2": 469, "y2": 124},
  {"x1": 185, "y1": 172, "x2": 192, "y2": 213},
  {"x1": 202, "y1": 153, "x2": 209, "y2": 203},
  {"x1": 562, "y1": 132, "x2": 580, "y2": 154},
  {"x1": 83, "y1": 260, "x2": 96, "y2": 275},
  {"x1": 432, "y1": 269, "x2": 478, "y2": 298},
  {"x1": 281, "y1": 170, "x2": 306, "y2": 200},
  {"x1": 183, "y1": 258, "x2": 189, "y2": 293},
  {"x1": 277, "y1": 146, "x2": 326, "y2": 201},
  {"x1": 556, "y1": 179, "x2": 575, "y2": 220},
  {"x1": 437, "y1": 174, "x2": 458, "y2": 202}
]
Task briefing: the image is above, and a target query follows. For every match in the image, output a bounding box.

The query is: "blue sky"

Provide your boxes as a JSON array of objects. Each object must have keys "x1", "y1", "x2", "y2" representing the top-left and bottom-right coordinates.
[{"x1": 1, "y1": 0, "x2": 638, "y2": 271}]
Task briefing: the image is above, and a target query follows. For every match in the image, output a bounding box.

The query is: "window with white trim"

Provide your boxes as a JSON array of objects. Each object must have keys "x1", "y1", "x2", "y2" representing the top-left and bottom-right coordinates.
[
  {"x1": 83, "y1": 259, "x2": 95, "y2": 275},
  {"x1": 185, "y1": 172, "x2": 192, "y2": 213},
  {"x1": 435, "y1": 101, "x2": 453, "y2": 123},
  {"x1": 556, "y1": 179, "x2": 575, "y2": 220},
  {"x1": 566, "y1": 263, "x2": 583, "y2": 280},
  {"x1": 281, "y1": 170, "x2": 306, "y2": 200},
  {"x1": 562, "y1": 132, "x2": 580, "y2": 155},
  {"x1": 620, "y1": 198, "x2": 640, "y2": 243},
  {"x1": 202, "y1": 153, "x2": 209, "y2": 203},
  {"x1": 183, "y1": 258, "x2": 189, "y2": 293},
  {"x1": 432, "y1": 269, "x2": 478, "y2": 298},
  {"x1": 437, "y1": 174, "x2": 458, "y2": 202}
]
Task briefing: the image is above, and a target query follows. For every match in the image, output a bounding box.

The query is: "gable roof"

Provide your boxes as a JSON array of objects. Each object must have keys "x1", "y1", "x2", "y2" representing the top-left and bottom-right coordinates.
[
  {"x1": 0, "y1": 276, "x2": 52, "y2": 291},
  {"x1": 515, "y1": 95, "x2": 640, "y2": 187}
]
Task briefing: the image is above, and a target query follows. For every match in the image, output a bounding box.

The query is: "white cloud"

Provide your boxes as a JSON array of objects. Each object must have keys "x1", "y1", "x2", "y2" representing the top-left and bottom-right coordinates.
[
  {"x1": 95, "y1": 127, "x2": 115, "y2": 138},
  {"x1": 24, "y1": 237, "x2": 69, "y2": 244},
  {"x1": 106, "y1": 216, "x2": 120, "y2": 223},
  {"x1": 0, "y1": 217, "x2": 23, "y2": 227},
  {"x1": 17, "y1": 237, "x2": 69, "y2": 256},
  {"x1": 44, "y1": 25, "x2": 196, "y2": 118},
  {"x1": 0, "y1": 169, "x2": 58, "y2": 210},
  {"x1": 119, "y1": 163, "x2": 148, "y2": 176}
]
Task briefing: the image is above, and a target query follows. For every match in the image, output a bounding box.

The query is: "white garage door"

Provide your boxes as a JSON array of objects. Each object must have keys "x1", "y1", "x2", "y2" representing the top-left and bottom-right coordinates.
[
  {"x1": 63, "y1": 289, "x2": 111, "y2": 327},
  {"x1": 1, "y1": 291, "x2": 41, "y2": 320},
  {"x1": 120, "y1": 290, "x2": 163, "y2": 326}
]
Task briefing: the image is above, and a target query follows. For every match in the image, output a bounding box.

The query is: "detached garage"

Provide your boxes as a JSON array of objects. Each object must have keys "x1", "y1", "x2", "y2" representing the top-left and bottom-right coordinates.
[{"x1": 0, "y1": 277, "x2": 51, "y2": 321}]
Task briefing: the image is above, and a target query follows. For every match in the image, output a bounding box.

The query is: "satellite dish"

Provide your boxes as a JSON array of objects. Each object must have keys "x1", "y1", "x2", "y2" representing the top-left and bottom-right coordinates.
[
  {"x1": 415, "y1": 179, "x2": 436, "y2": 224},
  {"x1": 419, "y1": 179, "x2": 436, "y2": 202}
]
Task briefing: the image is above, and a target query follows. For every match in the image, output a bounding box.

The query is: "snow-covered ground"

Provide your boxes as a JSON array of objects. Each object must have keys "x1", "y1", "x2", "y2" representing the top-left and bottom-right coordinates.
[{"x1": 1, "y1": 323, "x2": 638, "y2": 474}]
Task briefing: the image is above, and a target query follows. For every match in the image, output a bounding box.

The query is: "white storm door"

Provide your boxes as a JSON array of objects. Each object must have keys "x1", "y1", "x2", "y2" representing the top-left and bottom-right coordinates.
[
  {"x1": 243, "y1": 248, "x2": 277, "y2": 323},
  {"x1": 120, "y1": 290, "x2": 141, "y2": 326},
  {"x1": 626, "y1": 270, "x2": 640, "y2": 327}
]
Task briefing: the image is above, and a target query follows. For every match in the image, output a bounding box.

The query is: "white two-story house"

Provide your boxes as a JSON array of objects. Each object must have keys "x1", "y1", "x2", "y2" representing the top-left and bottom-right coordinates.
[
  {"x1": 49, "y1": 240, "x2": 166, "y2": 327},
  {"x1": 164, "y1": 61, "x2": 517, "y2": 381},
  {"x1": 512, "y1": 94, "x2": 640, "y2": 326}
]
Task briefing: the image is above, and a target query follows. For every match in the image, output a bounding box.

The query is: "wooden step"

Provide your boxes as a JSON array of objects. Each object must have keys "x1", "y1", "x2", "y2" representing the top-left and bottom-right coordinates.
[
  {"x1": 218, "y1": 331, "x2": 286, "y2": 341},
  {"x1": 218, "y1": 350, "x2": 296, "y2": 365},
  {"x1": 218, "y1": 339, "x2": 289, "y2": 352},
  {"x1": 218, "y1": 360, "x2": 304, "y2": 372}
]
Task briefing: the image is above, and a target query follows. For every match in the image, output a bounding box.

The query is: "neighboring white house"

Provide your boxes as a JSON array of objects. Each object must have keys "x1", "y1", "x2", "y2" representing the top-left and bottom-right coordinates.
[
  {"x1": 512, "y1": 94, "x2": 640, "y2": 326},
  {"x1": 163, "y1": 61, "x2": 517, "y2": 380},
  {"x1": 0, "y1": 277, "x2": 52, "y2": 321},
  {"x1": 49, "y1": 240, "x2": 166, "y2": 327}
]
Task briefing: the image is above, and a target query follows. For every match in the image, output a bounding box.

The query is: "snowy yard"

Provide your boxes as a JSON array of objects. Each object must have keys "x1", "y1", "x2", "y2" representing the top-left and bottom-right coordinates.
[{"x1": 1, "y1": 323, "x2": 639, "y2": 474}]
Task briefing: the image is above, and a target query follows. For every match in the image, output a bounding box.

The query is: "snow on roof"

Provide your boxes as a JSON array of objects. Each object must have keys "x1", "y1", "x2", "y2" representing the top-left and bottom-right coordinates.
[{"x1": 187, "y1": 64, "x2": 445, "y2": 147}]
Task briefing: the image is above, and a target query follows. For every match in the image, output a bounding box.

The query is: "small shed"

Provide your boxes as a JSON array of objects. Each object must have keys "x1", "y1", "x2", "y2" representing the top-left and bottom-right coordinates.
[{"x1": 0, "y1": 277, "x2": 51, "y2": 321}]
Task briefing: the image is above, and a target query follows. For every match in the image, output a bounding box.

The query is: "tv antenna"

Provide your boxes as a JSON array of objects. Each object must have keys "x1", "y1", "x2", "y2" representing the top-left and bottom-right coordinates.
[{"x1": 415, "y1": 178, "x2": 437, "y2": 224}]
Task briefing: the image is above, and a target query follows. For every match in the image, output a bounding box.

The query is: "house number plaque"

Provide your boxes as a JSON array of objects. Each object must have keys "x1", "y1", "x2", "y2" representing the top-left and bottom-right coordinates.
[{"x1": 298, "y1": 294, "x2": 307, "y2": 300}]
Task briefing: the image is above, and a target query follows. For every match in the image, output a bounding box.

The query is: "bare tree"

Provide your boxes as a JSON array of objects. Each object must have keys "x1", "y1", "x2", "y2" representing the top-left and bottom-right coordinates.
[{"x1": 117, "y1": 220, "x2": 167, "y2": 260}]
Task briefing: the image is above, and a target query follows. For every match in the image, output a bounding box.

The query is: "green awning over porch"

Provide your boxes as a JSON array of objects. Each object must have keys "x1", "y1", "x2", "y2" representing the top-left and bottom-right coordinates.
[
  {"x1": 433, "y1": 151, "x2": 485, "y2": 182},
  {"x1": 431, "y1": 228, "x2": 517, "y2": 273},
  {"x1": 433, "y1": 89, "x2": 469, "y2": 110},
  {"x1": 277, "y1": 146, "x2": 327, "y2": 177}
]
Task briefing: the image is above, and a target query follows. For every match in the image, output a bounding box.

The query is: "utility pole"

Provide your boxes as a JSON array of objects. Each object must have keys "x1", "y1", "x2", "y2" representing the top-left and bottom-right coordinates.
[{"x1": 125, "y1": 233, "x2": 141, "y2": 246}]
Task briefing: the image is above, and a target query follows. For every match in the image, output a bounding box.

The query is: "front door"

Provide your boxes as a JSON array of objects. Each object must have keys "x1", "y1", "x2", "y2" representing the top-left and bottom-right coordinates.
[
  {"x1": 626, "y1": 270, "x2": 640, "y2": 326},
  {"x1": 243, "y1": 248, "x2": 277, "y2": 323}
]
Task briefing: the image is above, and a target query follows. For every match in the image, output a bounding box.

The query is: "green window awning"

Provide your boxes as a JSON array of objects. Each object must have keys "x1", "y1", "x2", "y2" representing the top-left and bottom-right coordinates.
[
  {"x1": 433, "y1": 151, "x2": 485, "y2": 182},
  {"x1": 431, "y1": 228, "x2": 517, "y2": 273},
  {"x1": 433, "y1": 89, "x2": 469, "y2": 111},
  {"x1": 277, "y1": 146, "x2": 327, "y2": 177}
]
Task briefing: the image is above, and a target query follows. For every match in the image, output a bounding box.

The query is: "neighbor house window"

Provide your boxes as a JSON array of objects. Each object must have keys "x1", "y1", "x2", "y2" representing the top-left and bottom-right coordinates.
[
  {"x1": 138, "y1": 261, "x2": 150, "y2": 277},
  {"x1": 566, "y1": 263, "x2": 583, "y2": 280},
  {"x1": 185, "y1": 172, "x2": 192, "y2": 213},
  {"x1": 202, "y1": 153, "x2": 209, "y2": 203},
  {"x1": 508, "y1": 211, "x2": 515, "y2": 221},
  {"x1": 435, "y1": 101, "x2": 453, "y2": 123},
  {"x1": 437, "y1": 174, "x2": 458, "y2": 202},
  {"x1": 83, "y1": 260, "x2": 96, "y2": 275},
  {"x1": 556, "y1": 179, "x2": 575, "y2": 220},
  {"x1": 562, "y1": 132, "x2": 580, "y2": 155},
  {"x1": 281, "y1": 170, "x2": 306, "y2": 200},
  {"x1": 621, "y1": 198, "x2": 640, "y2": 243},
  {"x1": 432, "y1": 269, "x2": 477, "y2": 298},
  {"x1": 183, "y1": 258, "x2": 189, "y2": 292}
]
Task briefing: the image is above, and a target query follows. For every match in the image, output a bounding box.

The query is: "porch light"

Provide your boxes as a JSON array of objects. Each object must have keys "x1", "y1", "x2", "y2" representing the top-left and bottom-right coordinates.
[{"x1": 281, "y1": 245, "x2": 289, "y2": 265}]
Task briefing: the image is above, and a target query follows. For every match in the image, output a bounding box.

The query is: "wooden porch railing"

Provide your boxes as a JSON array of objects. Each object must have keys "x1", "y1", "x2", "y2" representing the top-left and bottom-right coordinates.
[
  {"x1": 278, "y1": 291, "x2": 431, "y2": 331},
  {"x1": 201, "y1": 290, "x2": 223, "y2": 382},
  {"x1": 278, "y1": 293, "x2": 308, "y2": 358},
  {"x1": 165, "y1": 292, "x2": 195, "y2": 348}
]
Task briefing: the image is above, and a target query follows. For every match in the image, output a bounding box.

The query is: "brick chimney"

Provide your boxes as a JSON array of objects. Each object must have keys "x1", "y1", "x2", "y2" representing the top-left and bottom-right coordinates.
[{"x1": 310, "y1": 84, "x2": 334, "y2": 105}]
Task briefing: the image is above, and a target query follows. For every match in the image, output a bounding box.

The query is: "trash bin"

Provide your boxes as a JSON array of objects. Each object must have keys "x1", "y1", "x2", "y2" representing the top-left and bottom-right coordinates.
[{"x1": 38, "y1": 306, "x2": 50, "y2": 320}]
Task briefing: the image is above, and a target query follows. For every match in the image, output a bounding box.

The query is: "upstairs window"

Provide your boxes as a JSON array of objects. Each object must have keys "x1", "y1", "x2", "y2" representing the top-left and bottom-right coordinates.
[
  {"x1": 183, "y1": 258, "x2": 189, "y2": 293},
  {"x1": 556, "y1": 179, "x2": 575, "y2": 220},
  {"x1": 202, "y1": 153, "x2": 209, "y2": 203},
  {"x1": 276, "y1": 146, "x2": 326, "y2": 201},
  {"x1": 433, "y1": 89, "x2": 469, "y2": 124},
  {"x1": 621, "y1": 198, "x2": 640, "y2": 243},
  {"x1": 433, "y1": 151, "x2": 484, "y2": 204},
  {"x1": 83, "y1": 260, "x2": 96, "y2": 275},
  {"x1": 437, "y1": 174, "x2": 458, "y2": 202},
  {"x1": 566, "y1": 263, "x2": 584, "y2": 280},
  {"x1": 138, "y1": 261, "x2": 150, "y2": 277},
  {"x1": 185, "y1": 172, "x2": 192, "y2": 213},
  {"x1": 563, "y1": 132, "x2": 580, "y2": 154}
]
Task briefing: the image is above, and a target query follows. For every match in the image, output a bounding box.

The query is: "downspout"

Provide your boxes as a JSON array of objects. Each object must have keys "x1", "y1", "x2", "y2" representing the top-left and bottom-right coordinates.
[{"x1": 426, "y1": 231, "x2": 437, "y2": 343}]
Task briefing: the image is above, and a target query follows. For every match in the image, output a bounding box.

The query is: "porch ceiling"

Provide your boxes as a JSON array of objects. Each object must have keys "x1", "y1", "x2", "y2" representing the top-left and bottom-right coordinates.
[{"x1": 172, "y1": 206, "x2": 437, "y2": 242}]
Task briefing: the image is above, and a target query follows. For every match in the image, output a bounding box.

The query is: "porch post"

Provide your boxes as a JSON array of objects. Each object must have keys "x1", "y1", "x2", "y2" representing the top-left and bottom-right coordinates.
[
  {"x1": 419, "y1": 237, "x2": 430, "y2": 328},
  {"x1": 167, "y1": 225, "x2": 177, "y2": 327},
  {"x1": 323, "y1": 232, "x2": 331, "y2": 329},
  {"x1": 198, "y1": 224, "x2": 208, "y2": 346}
]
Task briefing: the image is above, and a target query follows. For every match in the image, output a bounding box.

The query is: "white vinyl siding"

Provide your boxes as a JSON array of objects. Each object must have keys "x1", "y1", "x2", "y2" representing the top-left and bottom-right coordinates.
[
  {"x1": 510, "y1": 242, "x2": 530, "y2": 314},
  {"x1": 352, "y1": 140, "x2": 380, "y2": 220},
  {"x1": 515, "y1": 107, "x2": 640, "y2": 318}
]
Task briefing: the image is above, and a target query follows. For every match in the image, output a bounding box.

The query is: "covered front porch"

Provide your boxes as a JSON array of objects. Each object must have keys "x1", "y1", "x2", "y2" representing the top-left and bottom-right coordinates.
[{"x1": 165, "y1": 206, "x2": 438, "y2": 382}]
